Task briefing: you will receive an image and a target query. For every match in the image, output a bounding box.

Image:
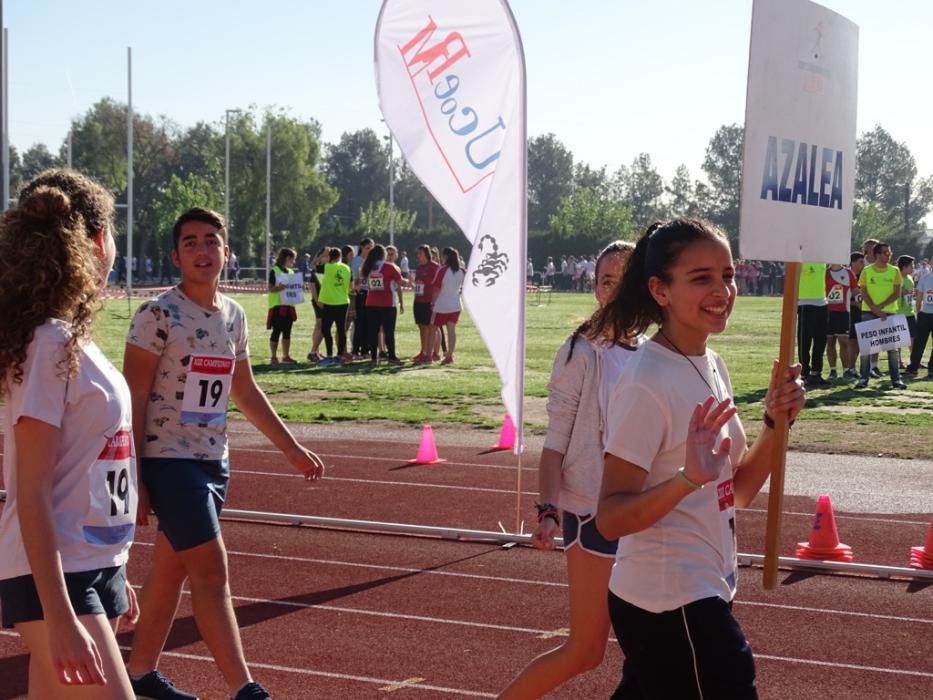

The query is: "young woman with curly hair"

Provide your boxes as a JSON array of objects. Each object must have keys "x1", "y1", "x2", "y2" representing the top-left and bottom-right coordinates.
[{"x1": 0, "y1": 169, "x2": 138, "y2": 699}]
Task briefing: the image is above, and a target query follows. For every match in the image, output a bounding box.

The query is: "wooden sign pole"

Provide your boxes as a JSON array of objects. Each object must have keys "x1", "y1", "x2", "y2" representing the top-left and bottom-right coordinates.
[{"x1": 762, "y1": 261, "x2": 801, "y2": 589}]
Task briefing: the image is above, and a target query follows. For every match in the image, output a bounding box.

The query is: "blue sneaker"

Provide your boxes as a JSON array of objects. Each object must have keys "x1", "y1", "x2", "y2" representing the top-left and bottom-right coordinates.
[
  {"x1": 233, "y1": 682, "x2": 271, "y2": 700},
  {"x1": 130, "y1": 670, "x2": 199, "y2": 700}
]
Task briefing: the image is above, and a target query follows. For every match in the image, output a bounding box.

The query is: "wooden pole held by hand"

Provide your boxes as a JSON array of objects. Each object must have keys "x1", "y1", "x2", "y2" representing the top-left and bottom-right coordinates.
[{"x1": 763, "y1": 261, "x2": 801, "y2": 589}]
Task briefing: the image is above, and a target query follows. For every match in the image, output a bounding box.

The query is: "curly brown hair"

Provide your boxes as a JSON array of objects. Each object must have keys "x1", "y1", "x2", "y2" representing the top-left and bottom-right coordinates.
[{"x1": 0, "y1": 168, "x2": 114, "y2": 394}]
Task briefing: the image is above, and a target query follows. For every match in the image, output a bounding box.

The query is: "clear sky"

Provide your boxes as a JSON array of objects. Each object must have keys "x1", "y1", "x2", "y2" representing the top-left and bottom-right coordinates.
[{"x1": 6, "y1": 0, "x2": 932, "y2": 192}]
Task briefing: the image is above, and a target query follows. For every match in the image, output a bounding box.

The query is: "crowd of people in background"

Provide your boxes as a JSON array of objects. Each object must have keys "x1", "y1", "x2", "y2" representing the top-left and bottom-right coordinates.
[
  {"x1": 796, "y1": 238, "x2": 933, "y2": 390},
  {"x1": 269, "y1": 238, "x2": 466, "y2": 368}
]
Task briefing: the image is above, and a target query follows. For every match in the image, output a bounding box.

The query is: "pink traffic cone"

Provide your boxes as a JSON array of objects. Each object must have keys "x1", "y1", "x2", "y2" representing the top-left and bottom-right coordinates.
[
  {"x1": 490, "y1": 414, "x2": 518, "y2": 450},
  {"x1": 795, "y1": 494, "x2": 853, "y2": 562},
  {"x1": 408, "y1": 424, "x2": 446, "y2": 465},
  {"x1": 909, "y1": 517, "x2": 933, "y2": 570}
]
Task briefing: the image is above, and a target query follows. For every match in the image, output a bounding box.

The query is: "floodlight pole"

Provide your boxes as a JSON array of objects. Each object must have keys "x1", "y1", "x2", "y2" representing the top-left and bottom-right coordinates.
[
  {"x1": 126, "y1": 47, "x2": 134, "y2": 296},
  {"x1": 265, "y1": 119, "x2": 271, "y2": 286},
  {"x1": 224, "y1": 108, "x2": 241, "y2": 282}
]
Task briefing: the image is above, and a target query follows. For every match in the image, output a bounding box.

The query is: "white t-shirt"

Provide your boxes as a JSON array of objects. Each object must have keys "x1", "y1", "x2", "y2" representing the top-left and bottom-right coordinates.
[
  {"x1": 603, "y1": 340, "x2": 747, "y2": 613},
  {"x1": 432, "y1": 267, "x2": 465, "y2": 314},
  {"x1": 126, "y1": 287, "x2": 249, "y2": 461},
  {"x1": 918, "y1": 272, "x2": 933, "y2": 315},
  {"x1": 598, "y1": 341, "x2": 641, "y2": 446},
  {"x1": 0, "y1": 320, "x2": 137, "y2": 579}
]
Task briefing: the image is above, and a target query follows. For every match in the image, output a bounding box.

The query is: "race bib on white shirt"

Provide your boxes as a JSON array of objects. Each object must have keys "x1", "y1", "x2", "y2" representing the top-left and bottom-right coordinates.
[
  {"x1": 415, "y1": 282, "x2": 425, "y2": 297},
  {"x1": 925, "y1": 290, "x2": 933, "y2": 306},
  {"x1": 181, "y1": 355, "x2": 234, "y2": 425},
  {"x1": 718, "y1": 477, "x2": 737, "y2": 590},
  {"x1": 827, "y1": 285, "x2": 844, "y2": 304},
  {"x1": 82, "y1": 429, "x2": 136, "y2": 546},
  {"x1": 368, "y1": 274, "x2": 385, "y2": 291}
]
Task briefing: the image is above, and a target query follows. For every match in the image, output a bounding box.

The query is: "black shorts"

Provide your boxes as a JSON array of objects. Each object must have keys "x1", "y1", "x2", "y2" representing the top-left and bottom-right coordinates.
[
  {"x1": 848, "y1": 307, "x2": 862, "y2": 339},
  {"x1": 270, "y1": 313, "x2": 294, "y2": 340},
  {"x1": 828, "y1": 310, "x2": 850, "y2": 336},
  {"x1": 562, "y1": 511, "x2": 618, "y2": 557},
  {"x1": 141, "y1": 457, "x2": 229, "y2": 552},
  {"x1": 609, "y1": 593, "x2": 757, "y2": 699},
  {"x1": 413, "y1": 302, "x2": 433, "y2": 327},
  {"x1": 0, "y1": 564, "x2": 128, "y2": 628}
]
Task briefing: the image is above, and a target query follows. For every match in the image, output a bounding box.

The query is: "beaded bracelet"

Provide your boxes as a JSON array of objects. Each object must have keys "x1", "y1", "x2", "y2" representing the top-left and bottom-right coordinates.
[{"x1": 534, "y1": 502, "x2": 559, "y2": 525}]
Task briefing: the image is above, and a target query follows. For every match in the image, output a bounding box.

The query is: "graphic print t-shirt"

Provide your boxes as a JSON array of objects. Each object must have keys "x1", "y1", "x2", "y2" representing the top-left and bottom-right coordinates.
[{"x1": 126, "y1": 287, "x2": 248, "y2": 460}]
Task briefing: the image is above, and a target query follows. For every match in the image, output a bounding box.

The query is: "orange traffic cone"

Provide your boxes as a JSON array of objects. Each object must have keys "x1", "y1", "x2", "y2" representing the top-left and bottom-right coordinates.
[
  {"x1": 909, "y1": 517, "x2": 933, "y2": 570},
  {"x1": 407, "y1": 424, "x2": 446, "y2": 465},
  {"x1": 490, "y1": 414, "x2": 519, "y2": 451},
  {"x1": 795, "y1": 494, "x2": 854, "y2": 562}
]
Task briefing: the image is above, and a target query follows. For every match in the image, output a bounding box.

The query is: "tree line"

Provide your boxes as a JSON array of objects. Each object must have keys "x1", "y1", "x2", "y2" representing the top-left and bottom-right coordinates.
[{"x1": 9, "y1": 98, "x2": 933, "y2": 269}]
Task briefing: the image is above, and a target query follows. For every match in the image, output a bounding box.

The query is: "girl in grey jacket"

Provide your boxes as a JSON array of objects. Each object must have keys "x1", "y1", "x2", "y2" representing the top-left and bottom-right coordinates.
[{"x1": 500, "y1": 240, "x2": 638, "y2": 699}]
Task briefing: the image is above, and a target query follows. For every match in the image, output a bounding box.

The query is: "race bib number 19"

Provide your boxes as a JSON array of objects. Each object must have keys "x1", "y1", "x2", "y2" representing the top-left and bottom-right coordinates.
[
  {"x1": 83, "y1": 429, "x2": 136, "y2": 546},
  {"x1": 181, "y1": 355, "x2": 234, "y2": 425}
]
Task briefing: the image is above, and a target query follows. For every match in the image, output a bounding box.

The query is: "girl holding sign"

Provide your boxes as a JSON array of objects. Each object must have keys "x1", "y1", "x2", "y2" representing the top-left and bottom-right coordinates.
[
  {"x1": 500, "y1": 241, "x2": 635, "y2": 699},
  {"x1": 267, "y1": 247, "x2": 299, "y2": 365},
  {"x1": 593, "y1": 218, "x2": 805, "y2": 699},
  {"x1": 0, "y1": 169, "x2": 138, "y2": 699}
]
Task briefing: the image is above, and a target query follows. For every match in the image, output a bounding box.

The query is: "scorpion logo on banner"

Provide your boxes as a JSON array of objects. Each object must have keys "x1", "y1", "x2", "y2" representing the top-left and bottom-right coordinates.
[{"x1": 471, "y1": 234, "x2": 510, "y2": 288}]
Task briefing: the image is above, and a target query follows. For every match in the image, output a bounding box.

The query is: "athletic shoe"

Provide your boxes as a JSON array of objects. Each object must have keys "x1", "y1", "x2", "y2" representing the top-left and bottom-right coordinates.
[
  {"x1": 432, "y1": 353, "x2": 440, "y2": 361},
  {"x1": 806, "y1": 373, "x2": 831, "y2": 388},
  {"x1": 870, "y1": 367, "x2": 882, "y2": 379},
  {"x1": 440, "y1": 355, "x2": 453, "y2": 365},
  {"x1": 130, "y1": 670, "x2": 199, "y2": 700},
  {"x1": 844, "y1": 368, "x2": 860, "y2": 380},
  {"x1": 903, "y1": 367, "x2": 918, "y2": 377},
  {"x1": 269, "y1": 357, "x2": 279, "y2": 365},
  {"x1": 892, "y1": 380, "x2": 907, "y2": 389},
  {"x1": 232, "y1": 682, "x2": 271, "y2": 700},
  {"x1": 855, "y1": 378, "x2": 869, "y2": 389},
  {"x1": 828, "y1": 369, "x2": 838, "y2": 380},
  {"x1": 281, "y1": 357, "x2": 297, "y2": 364},
  {"x1": 386, "y1": 357, "x2": 402, "y2": 366},
  {"x1": 306, "y1": 352, "x2": 321, "y2": 362}
]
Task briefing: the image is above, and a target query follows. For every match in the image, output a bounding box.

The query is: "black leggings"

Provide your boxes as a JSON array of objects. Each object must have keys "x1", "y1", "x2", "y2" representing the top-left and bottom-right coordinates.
[
  {"x1": 321, "y1": 304, "x2": 348, "y2": 357},
  {"x1": 367, "y1": 306, "x2": 397, "y2": 361},
  {"x1": 609, "y1": 593, "x2": 757, "y2": 700},
  {"x1": 797, "y1": 304, "x2": 828, "y2": 376},
  {"x1": 269, "y1": 312, "x2": 294, "y2": 343},
  {"x1": 909, "y1": 311, "x2": 933, "y2": 372}
]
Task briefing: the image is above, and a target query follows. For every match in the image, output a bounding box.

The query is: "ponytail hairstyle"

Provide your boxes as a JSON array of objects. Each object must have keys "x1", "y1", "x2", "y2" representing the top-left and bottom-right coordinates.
[
  {"x1": 566, "y1": 239, "x2": 635, "y2": 362},
  {"x1": 589, "y1": 218, "x2": 729, "y2": 344},
  {"x1": 328, "y1": 247, "x2": 341, "y2": 262},
  {"x1": 0, "y1": 168, "x2": 115, "y2": 393},
  {"x1": 341, "y1": 244, "x2": 354, "y2": 264},
  {"x1": 442, "y1": 246, "x2": 462, "y2": 272},
  {"x1": 361, "y1": 244, "x2": 386, "y2": 278},
  {"x1": 430, "y1": 246, "x2": 441, "y2": 264}
]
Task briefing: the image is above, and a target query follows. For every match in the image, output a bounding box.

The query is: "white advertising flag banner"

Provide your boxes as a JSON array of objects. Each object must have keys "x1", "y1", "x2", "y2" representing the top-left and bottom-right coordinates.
[
  {"x1": 854, "y1": 314, "x2": 911, "y2": 356},
  {"x1": 739, "y1": 0, "x2": 858, "y2": 263},
  {"x1": 276, "y1": 272, "x2": 305, "y2": 306},
  {"x1": 375, "y1": 0, "x2": 526, "y2": 436}
]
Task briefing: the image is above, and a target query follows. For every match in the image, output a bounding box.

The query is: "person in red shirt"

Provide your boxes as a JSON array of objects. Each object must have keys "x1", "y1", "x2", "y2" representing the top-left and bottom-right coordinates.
[
  {"x1": 363, "y1": 244, "x2": 404, "y2": 365},
  {"x1": 825, "y1": 262, "x2": 858, "y2": 380},
  {"x1": 412, "y1": 245, "x2": 440, "y2": 363}
]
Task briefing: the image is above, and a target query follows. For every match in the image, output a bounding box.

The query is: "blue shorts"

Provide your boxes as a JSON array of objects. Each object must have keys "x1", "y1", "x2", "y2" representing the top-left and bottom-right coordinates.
[
  {"x1": 562, "y1": 511, "x2": 618, "y2": 558},
  {"x1": 141, "y1": 457, "x2": 229, "y2": 552},
  {"x1": 0, "y1": 564, "x2": 128, "y2": 628}
]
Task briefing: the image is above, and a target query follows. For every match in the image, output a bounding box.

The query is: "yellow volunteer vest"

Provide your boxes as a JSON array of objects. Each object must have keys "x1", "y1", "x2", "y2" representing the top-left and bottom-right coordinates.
[
  {"x1": 798, "y1": 263, "x2": 826, "y2": 300},
  {"x1": 859, "y1": 264, "x2": 902, "y2": 313},
  {"x1": 319, "y1": 262, "x2": 351, "y2": 306},
  {"x1": 268, "y1": 265, "x2": 291, "y2": 308}
]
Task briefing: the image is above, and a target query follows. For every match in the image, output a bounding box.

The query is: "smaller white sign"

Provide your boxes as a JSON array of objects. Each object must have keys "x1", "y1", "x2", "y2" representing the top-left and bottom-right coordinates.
[
  {"x1": 854, "y1": 314, "x2": 911, "y2": 355},
  {"x1": 277, "y1": 272, "x2": 305, "y2": 305}
]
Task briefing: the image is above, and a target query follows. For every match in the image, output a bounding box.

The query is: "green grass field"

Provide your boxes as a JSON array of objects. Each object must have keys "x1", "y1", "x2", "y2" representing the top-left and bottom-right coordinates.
[{"x1": 96, "y1": 291, "x2": 933, "y2": 459}]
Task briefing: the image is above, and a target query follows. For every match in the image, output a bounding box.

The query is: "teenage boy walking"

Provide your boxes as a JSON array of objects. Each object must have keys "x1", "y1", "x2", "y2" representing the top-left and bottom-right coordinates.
[{"x1": 123, "y1": 208, "x2": 325, "y2": 700}]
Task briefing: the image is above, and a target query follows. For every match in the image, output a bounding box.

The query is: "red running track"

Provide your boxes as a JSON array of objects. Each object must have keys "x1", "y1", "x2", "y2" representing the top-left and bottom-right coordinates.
[{"x1": 1, "y1": 431, "x2": 932, "y2": 698}]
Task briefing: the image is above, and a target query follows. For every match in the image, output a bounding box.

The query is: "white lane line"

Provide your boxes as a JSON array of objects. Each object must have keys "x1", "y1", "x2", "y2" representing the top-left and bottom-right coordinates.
[
  {"x1": 755, "y1": 653, "x2": 933, "y2": 679},
  {"x1": 129, "y1": 542, "x2": 933, "y2": 626},
  {"x1": 229, "y1": 446, "x2": 536, "y2": 472},
  {"x1": 236, "y1": 468, "x2": 537, "y2": 496},
  {"x1": 0, "y1": 632, "x2": 494, "y2": 697},
  {"x1": 741, "y1": 507, "x2": 929, "y2": 526},
  {"x1": 738, "y1": 600, "x2": 933, "y2": 625},
  {"x1": 131, "y1": 540, "x2": 566, "y2": 587}
]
